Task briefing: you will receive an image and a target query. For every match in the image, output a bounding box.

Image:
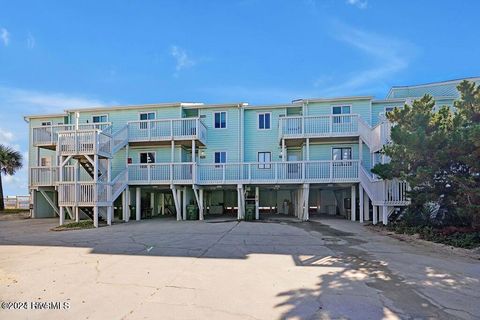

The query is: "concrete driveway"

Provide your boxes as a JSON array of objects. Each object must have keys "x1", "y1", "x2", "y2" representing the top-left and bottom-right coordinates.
[{"x1": 0, "y1": 217, "x2": 479, "y2": 320}]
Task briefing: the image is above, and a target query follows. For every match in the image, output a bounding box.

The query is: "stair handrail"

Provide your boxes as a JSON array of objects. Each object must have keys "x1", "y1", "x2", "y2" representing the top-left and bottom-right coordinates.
[
  {"x1": 111, "y1": 167, "x2": 128, "y2": 200},
  {"x1": 111, "y1": 124, "x2": 129, "y2": 153}
]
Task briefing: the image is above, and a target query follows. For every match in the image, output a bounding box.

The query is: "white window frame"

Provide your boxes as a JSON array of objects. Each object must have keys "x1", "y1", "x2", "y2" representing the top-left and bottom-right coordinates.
[
  {"x1": 257, "y1": 151, "x2": 272, "y2": 169},
  {"x1": 40, "y1": 157, "x2": 51, "y2": 167},
  {"x1": 139, "y1": 111, "x2": 156, "y2": 130},
  {"x1": 214, "y1": 151, "x2": 227, "y2": 168},
  {"x1": 331, "y1": 105, "x2": 352, "y2": 124},
  {"x1": 139, "y1": 151, "x2": 156, "y2": 164},
  {"x1": 213, "y1": 111, "x2": 227, "y2": 129},
  {"x1": 331, "y1": 146, "x2": 353, "y2": 166},
  {"x1": 257, "y1": 112, "x2": 271, "y2": 130},
  {"x1": 331, "y1": 104, "x2": 352, "y2": 115},
  {"x1": 92, "y1": 114, "x2": 109, "y2": 123}
]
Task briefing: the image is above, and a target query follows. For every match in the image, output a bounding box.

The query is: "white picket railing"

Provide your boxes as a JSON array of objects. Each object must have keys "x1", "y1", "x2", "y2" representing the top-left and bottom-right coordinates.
[
  {"x1": 58, "y1": 182, "x2": 110, "y2": 206},
  {"x1": 128, "y1": 118, "x2": 207, "y2": 144},
  {"x1": 128, "y1": 163, "x2": 194, "y2": 184},
  {"x1": 58, "y1": 130, "x2": 112, "y2": 156},
  {"x1": 112, "y1": 125, "x2": 129, "y2": 153},
  {"x1": 32, "y1": 124, "x2": 75, "y2": 146},
  {"x1": 359, "y1": 165, "x2": 409, "y2": 206},
  {"x1": 30, "y1": 166, "x2": 59, "y2": 186},
  {"x1": 111, "y1": 167, "x2": 128, "y2": 200},
  {"x1": 279, "y1": 115, "x2": 359, "y2": 138}
]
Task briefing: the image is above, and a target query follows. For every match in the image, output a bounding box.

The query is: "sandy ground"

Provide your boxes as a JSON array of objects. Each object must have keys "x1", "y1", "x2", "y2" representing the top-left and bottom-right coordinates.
[{"x1": 0, "y1": 216, "x2": 479, "y2": 320}]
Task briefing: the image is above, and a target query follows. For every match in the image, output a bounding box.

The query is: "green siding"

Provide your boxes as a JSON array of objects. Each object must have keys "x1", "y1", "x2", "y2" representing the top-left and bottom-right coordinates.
[
  {"x1": 306, "y1": 99, "x2": 372, "y2": 125},
  {"x1": 308, "y1": 143, "x2": 359, "y2": 161},
  {"x1": 244, "y1": 108, "x2": 285, "y2": 162},
  {"x1": 198, "y1": 107, "x2": 240, "y2": 163}
]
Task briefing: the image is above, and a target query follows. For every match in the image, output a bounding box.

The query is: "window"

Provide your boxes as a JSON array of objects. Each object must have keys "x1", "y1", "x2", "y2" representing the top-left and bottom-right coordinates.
[
  {"x1": 258, "y1": 113, "x2": 271, "y2": 130},
  {"x1": 92, "y1": 115, "x2": 108, "y2": 123},
  {"x1": 258, "y1": 152, "x2": 272, "y2": 169},
  {"x1": 214, "y1": 112, "x2": 227, "y2": 129},
  {"x1": 139, "y1": 112, "x2": 155, "y2": 129},
  {"x1": 40, "y1": 157, "x2": 51, "y2": 167},
  {"x1": 332, "y1": 105, "x2": 351, "y2": 123},
  {"x1": 332, "y1": 147, "x2": 352, "y2": 166},
  {"x1": 139, "y1": 152, "x2": 155, "y2": 164},
  {"x1": 41, "y1": 121, "x2": 52, "y2": 126},
  {"x1": 214, "y1": 151, "x2": 227, "y2": 167},
  {"x1": 385, "y1": 107, "x2": 396, "y2": 116}
]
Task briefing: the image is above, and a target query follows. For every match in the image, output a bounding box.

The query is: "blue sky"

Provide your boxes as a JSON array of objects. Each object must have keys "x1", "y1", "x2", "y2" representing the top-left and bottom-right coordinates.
[{"x1": 0, "y1": 0, "x2": 479, "y2": 195}]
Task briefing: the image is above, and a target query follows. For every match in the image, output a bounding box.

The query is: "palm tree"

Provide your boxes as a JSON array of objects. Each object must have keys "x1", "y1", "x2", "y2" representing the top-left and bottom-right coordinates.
[{"x1": 0, "y1": 145, "x2": 23, "y2": 211}]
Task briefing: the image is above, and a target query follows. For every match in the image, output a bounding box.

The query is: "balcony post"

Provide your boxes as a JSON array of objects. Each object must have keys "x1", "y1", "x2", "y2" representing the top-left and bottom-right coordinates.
[
  {"x1": 248, "y1": 163, "x2": 252, "y2": 182},
  {"x1": 182, "y1": 186, "x2": 187, "y2": 220},
  {"x1": 351, "y1": 184, "x2": 356, "y2": 221},
  {"x1": 329, "y1": 161, "x2": 333, "y2": 182},
  {"x1": 136, "y1": 187, "x2": 141, "y2": 221},
  {"x1": 382, "y1": 205, "x2": 388, "y2": 225},
  {"x1": 306, "y1": 138, "x2": 310, "y2": 161},
  {"x1": 170, "y1": 120, "x2": 174, "y2": 139},
  {"x1": 147, "y1": 164, "x2": 151, "y2": 183},
  {"x1": 359, "y1": 137, "x2": 363, "y2": 166},
  {"x1": 59, "y1": 206, "x2": 64, "y2": 226},
  {"x1": 329, "y1": 115, "x2": 333, "y2": 134},
  {"x1": 274, "y1": 163, "x2": 278, "y2": 182},
  {"x1": 373, "y1": 205, "x2": 378, "y2": 225},
  {"x1": 281, "y1": 138, "x2": 286, "y2": 162},
  {"x1": 222, "y1": 164, "x2": 226, "y2": 184},
  {"x1": 148, "y1": 121, "x2": 151, "y2": 141},
  {"x1": 171, "y1": 140, "x2": 175, "y2": 162},
  {"x1": 255, "y1": 187, "x2": 260, "y2": 220},
  {"x1": 359, "y1": 184, "x2": 364, "y2": 223},
  {"x1": 195, "y1": 118, "x2": 199, "y2": 137}
]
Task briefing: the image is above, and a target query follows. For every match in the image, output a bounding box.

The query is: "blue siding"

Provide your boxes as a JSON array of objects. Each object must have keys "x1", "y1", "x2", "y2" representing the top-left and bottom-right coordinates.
[{"x1": 307, "y1": 99, "x2": 372, "y2": 125}]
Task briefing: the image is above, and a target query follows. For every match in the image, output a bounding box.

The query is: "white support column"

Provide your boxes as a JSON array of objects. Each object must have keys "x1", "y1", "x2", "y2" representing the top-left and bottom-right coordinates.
[
  {"x1": 122, "y1": 190, "x2": 127, "y2": 221},
  {"x1": 192, "y1": 140, "x2": 196, "y2": 162},
  {"x1": 199, "y1": 189, "x2": 204, "y2": 220},
  {"x1": 59, "y1": 206, "x2": 65, "y2": 225},
  {"x1": 359, "y1": 184, "x2": 364, "y2": 223},
  {"x1": 306, "y1": 138, "x2": 310, "y2": 161},
  {"x1": 136, "y1": 187, "x2": 141, "y2": 221},
  {"x1": 171, "y1": 140, "x2": 175, "y2": 162},
  {"x1": 363, "y1": 190, "x2": 370, "y2": 221},
  {"x1": 351, "y1": 185, "x2": 356, "y2": 221},
  {"x1": 176, "y1": 189, "x2": 182, "y2": 220},
  {"x1": 302, "y1": 183, "x2": 310, "y2": 221},
  {"x1": 93, "y1": 206, "x2": 99, "y2": 228},
  {"x1": 382, "y1": 205, "x2": 388, "y2": 225},
  {"x1": 75, "y1": 206, "x2": 79, "y2": 223},
  {"x1": 255, "y1": 187, "x2": 260, "y2": 220},
  {"x1": 31, "y1": 191, "x2": 37, "y2": 219},
  {"x1": 237, "y1": 184, "x2": 244, "y2": 220},
  {"x1": 126, "y1": 186, "x2": 131, "y2": 222},
  {"x1": 182, "y1": 186, "x2": 187, "y2": 220},
  {"x1": 282, "y1": 138, "x2": 286, "y2": 162},
  {"x1": 107, "y1": 206, "x2": 112, "y2": 226},
  {"x1": 373, "y1": 205, "x2": 378, "y2": 225}
]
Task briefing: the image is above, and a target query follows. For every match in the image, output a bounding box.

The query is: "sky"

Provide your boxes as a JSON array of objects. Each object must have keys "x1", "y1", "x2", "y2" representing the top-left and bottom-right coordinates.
[{"x1": 0, "y1": 0, "x2": 479, "y2": 196}]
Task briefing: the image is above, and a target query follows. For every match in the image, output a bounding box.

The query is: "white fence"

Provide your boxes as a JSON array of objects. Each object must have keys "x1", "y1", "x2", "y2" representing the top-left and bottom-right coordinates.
[
  {"x1": 128, "y1": 118, "x2": 207, "y2": 144},
  {"x1": 3, "y1": 196, "x2": 30, "y2": 209}
]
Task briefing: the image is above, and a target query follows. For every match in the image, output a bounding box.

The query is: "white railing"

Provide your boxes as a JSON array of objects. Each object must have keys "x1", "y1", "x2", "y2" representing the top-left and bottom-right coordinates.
[
  {"x1": 32, "y1": 124, "x2": 75, "y2": 146},
  {"x1": 30, "y1": 166, "x2": 59, "y2": 186},
  {"x1": 111, "y1": 167, "x2": 128, "y2": 200},
  {"x1": 197, "y1": 160, "x2": 359, "y2": 184},
  {"x1": 58, "y1": 182, "x2": 110, "y2": 206},
  {"x1": 128, "y1": 118, "x2": 207, "y2": 144},
  {"x1": 128, "y1": 163, "x2": 194, "y2": 184},
  {"x1": 78, "y1": 122, "x2": 111, "y2": 132},
  {"x1": 279, "y1": 115, "x2": 359, "y2": 138},
  {"x1": 112, "y1": 125, "x2": 129, "y2": 153},
  {"x1": 58, "y1": 130, "x2": 112, "y2": 156},
  {"x1": 359, "y1": 165, "x2": 409, "y2": 206}
]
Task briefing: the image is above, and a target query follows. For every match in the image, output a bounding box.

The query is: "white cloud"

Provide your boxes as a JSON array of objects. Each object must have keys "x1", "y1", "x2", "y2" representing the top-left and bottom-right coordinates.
[
  {"x1": 0, "y1": 128, "x2": 14, "y2": 143},
  {"x1": 1, "y1": 28, "x2": 10, "y2": 46},
  {"x1": 313, "y1": 21, "x2": 415, "y2": 97},
  {"x1": 26, "y1": 32, "x2": 35, "y2": 49},
  {"x1": 346, "y1": 0, "x2": 367, "y2": 9},
  {"x1": 170, "y1": 45, "x2": 196, "y2": 76}
]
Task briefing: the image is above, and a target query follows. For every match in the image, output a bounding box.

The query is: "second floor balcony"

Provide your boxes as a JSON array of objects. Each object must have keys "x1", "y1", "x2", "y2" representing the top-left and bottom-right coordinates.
[
  {"x1": 128, "y1": 118, "x2": 207, "y2": 146},
  {"x1": 32, "y1": 123, "x2": 111, "y2": 148}
]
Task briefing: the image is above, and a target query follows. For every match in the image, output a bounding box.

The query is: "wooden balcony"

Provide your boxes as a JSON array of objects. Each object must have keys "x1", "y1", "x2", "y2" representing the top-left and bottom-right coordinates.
[
  {"x1": 127, "y1": 118, "x2": 207, "y2": 146},
  {"x1": 128, "y1": 163, "x2": 194, "y2": 185}
]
